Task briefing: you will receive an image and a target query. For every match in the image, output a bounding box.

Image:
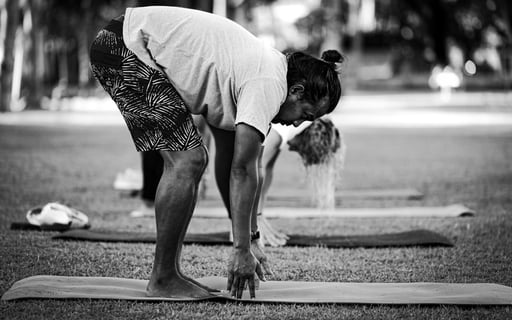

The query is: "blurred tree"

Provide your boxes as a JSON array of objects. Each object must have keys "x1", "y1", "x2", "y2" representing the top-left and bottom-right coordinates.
[
  {"x1": 295, "y1": 8, "x2": 328, "y2": 55},
  {"x1": 78, "y1": 0, "x2": 94, "y2": 88},
  {"x1": 27, "y1": 0, "x2": 46, "y2": 108},
  {"x1": 226, "y1": 0, "x2": 278, "y2": 36},
  {"x1": 295, "y1": 0, "x2": 353, "y2": 84},
  {"x1": 1, "y1": 0, "x2": 20, "y2": 112},
  {"x1": 346, "y1": 0, "x2": 365, "y2": 88},
  {"x1": 387, "y1": 0, "x2": 512, "y2": 73},
  {"x1": 295, "y1": 1, "x2": 348, "y2": 56},
  {"x1": 406, "y1": 0, "x2": 450, "y2": 66},
  {"x1": 494, "y1": 0, "x2": 511, "y2": 42},
  {"x1": 294, "y1": 0, "x2": 511, "y2": 81},
  {"x1": 0, "y1": 0, "x2": 220, "y2": 111}
]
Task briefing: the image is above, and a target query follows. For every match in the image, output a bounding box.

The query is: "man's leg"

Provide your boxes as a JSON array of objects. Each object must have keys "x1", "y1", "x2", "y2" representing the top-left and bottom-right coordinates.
[{"x1": 147, "y1": 145, "x2": 213, "y2": 298}]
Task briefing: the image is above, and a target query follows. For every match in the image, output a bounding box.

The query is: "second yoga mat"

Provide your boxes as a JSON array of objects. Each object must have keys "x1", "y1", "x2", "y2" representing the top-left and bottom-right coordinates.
[{"x1": 53, "y1": 229, "x2": 453, "y2": 247}]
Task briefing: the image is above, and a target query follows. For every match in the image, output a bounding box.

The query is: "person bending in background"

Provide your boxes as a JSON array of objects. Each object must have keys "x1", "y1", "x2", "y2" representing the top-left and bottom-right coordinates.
[{"x1": 90, "y1": 6, "x2": 342, "y2": 299}]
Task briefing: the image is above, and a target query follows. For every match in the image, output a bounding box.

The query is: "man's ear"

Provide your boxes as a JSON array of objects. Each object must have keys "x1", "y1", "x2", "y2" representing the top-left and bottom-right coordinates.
[{"x1": 289, "y1": 84, "x2": 305, "y2": 98}]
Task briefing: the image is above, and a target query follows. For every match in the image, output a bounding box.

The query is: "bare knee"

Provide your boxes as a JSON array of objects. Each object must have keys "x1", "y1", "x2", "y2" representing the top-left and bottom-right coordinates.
[{"x1": 159, "y1": 146, "x2": 208, "y2": 181}]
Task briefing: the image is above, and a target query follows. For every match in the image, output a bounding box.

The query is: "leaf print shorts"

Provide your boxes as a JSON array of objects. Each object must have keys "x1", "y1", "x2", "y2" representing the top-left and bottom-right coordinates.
[{"x1": 89, "y1": 16, "x2": 203, "y2": 152}]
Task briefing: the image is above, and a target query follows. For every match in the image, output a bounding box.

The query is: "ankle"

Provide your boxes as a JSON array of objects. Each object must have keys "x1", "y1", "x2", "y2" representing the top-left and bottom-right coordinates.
[{"x1": 148, "y1": 270, "x2": 180, "y2": 287}]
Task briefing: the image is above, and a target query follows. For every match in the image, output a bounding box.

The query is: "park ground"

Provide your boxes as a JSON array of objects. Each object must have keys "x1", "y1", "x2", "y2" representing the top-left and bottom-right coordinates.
[{"x1": 0, "y1": 91, "x2": 511, "y2": 319}]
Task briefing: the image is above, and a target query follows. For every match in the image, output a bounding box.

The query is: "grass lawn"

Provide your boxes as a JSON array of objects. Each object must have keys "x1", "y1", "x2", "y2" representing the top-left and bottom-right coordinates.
[{"x1": 0, "y1": 121, "x2": 511, "y2": 319}]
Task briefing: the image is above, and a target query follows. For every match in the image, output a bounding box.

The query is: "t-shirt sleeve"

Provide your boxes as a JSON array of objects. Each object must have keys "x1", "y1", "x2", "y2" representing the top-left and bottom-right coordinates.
[{"x1": 235, "y1": 78, "x2": 287, "y2": 140}]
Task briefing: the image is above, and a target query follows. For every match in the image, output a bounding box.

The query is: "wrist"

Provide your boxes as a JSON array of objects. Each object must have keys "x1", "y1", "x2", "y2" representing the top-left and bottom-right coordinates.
[
  {"x1": 234, "y1": 231, "x2": 259, "y2": 248},
  {"x1": 251, "y1": 230, "x2": 260, "y2": 241}
]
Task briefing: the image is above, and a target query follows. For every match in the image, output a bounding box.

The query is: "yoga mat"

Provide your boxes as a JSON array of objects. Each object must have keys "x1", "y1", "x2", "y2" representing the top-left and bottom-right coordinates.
[
  {"x1": 3, "y1": 275, "x2": 512, "y2": 305},
  {"x1": 10, "y1": 222, "x2": 74, "y2": 232},
  {"x1": 199, "y1": 188, "x2": 424, "y2": 207},
  {"x1": 52, "y1": 229, "x2": 454, "y2": 247},
  {"x1": 265, "y1": 188, "x2": 424, "y2": 201},
  {"x1": 193, "y1": 204, "x2": 475, "y2": 219},
  {"x1": 127, "y1": 187, "x2": 424, "y2": 200}
]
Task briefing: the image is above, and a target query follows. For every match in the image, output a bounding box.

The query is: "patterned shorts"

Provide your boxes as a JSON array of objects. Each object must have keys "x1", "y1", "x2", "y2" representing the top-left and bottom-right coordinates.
[{"x1": 89, "y1": 17, "x2": 203, "y2": 152}]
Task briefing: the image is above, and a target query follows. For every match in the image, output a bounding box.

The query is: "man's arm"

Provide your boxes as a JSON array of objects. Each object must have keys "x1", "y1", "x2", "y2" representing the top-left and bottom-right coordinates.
[
  {"x1": 251, "y1": 145, "x2": 264, "y2": 235},
  {"x1": 226, "y1": 123, "x2": 264, "y2": 298},
  {"x1": 230, "y1": 123, "x2": 260, "y2": 248},
  {"x1": 208, "y1": 123, "x2": 270, "y2": 298}
]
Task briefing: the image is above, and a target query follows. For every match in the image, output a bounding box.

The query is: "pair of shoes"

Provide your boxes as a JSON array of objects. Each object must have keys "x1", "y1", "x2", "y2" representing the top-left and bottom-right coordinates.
[
  {"x1": 26, "y1": 202, "x2": 90, "y2": 229},
  {"x1": 129, "y1": 202, "x2": 155, "y2": 218},
  {"x1": 113, "y1": 168, "x2": 142, "y2": 191}
]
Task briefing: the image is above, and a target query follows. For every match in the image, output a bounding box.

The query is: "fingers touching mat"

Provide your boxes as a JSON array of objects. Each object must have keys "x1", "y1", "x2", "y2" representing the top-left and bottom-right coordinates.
[
  {"x1": 52, "y1": 229, "x2": 454, "y2": 247},
  {"x1": 193, "y1": 204, "x2": 475, "y2": 218},
  {"x1": 2, "y1": 276, "x2": 512, "y2": 305}
]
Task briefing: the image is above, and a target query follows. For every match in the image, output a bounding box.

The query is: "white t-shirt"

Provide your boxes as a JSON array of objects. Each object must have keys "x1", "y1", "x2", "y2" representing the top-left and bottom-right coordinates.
[
  {"x1": 123, "y1": 6, "x2": 288, "y2": 138},
  {"x1": 272, "y1": 122, "x2": 312, "y2": 149}
]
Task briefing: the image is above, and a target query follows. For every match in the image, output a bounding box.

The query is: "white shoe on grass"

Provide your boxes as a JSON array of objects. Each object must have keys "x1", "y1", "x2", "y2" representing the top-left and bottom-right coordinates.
[
  {"x1": 129, "y1": 201, "x2": 155, "y2": 218},
  {"x1": 26, "y1": 202, "x2": 90, "y2": 229},
  {"x1": 113, "y1": 168, "x2": 143, "y2": 191}
]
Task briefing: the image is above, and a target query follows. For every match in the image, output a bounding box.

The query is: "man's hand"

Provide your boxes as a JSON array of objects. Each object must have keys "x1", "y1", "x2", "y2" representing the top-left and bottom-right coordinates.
[
  {"x1": 259, "y1": 216, "x2": 289, "y2": 247},
  {"x1": 227, "y1": 248, "x2": 264, "y2": 299},
  {"x1": 251, "y1": 238, "x2": 274, "y2": 276}
]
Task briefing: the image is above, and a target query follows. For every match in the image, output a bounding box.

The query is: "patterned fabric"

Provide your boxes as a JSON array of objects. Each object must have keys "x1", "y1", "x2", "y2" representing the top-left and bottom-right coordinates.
[{"x1": 89, "y1": 19, "x2": 203, "y2": 152}]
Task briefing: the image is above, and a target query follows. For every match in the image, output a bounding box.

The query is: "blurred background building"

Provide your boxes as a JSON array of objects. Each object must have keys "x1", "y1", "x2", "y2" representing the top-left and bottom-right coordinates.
[{"x1": 0, "y1": 0, "x2": 511, "y2": 112}]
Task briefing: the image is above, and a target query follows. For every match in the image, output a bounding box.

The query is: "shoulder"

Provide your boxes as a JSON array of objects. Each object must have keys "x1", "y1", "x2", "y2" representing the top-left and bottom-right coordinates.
[{"x1": 241, "y1": 49, "x2": 287, "y2": 94}]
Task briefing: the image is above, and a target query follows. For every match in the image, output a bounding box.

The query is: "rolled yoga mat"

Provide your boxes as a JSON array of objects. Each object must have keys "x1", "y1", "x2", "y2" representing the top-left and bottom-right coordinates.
[
  {"x1": 10, "y1": 222, "x2": 77, "y2": 232},
  {"x1": 193, "y1": 204, "x2": 475, "y2": 219},
  {"x1": 121, "y1": 182, "x2": 424, "y2": 200},
  {"x1": 52, "y1": 229, "x2": 454, "y2": 247},
  {"x1": 266, "y1": 188, "x2": 425, "y2": 201},
  {"x1": 3, "y1": 275, "x2": 512, "y2": 305},
  {"x1": 199, "y1": 188, "x2": 425, "y2": 205}
]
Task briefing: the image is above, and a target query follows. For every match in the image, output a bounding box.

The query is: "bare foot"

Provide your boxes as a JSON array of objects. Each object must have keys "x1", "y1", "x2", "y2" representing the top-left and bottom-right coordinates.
[{"x1": 147, "y1": 276, "x2": 214, "y2": 299}]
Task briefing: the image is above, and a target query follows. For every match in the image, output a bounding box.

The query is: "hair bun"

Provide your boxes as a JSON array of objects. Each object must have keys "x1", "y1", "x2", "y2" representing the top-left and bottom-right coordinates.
[{"x1": 321, "y1": 50, "x2": 344, "y2": 64}]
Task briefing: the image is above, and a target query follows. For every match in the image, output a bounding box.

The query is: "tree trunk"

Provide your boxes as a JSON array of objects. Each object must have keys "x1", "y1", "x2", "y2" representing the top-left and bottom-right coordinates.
[
  {"x1": 78, "y1": 0, "x2": 92, "y2": 89},
  {"x1": 345, "y1": 0, "x2": 363, "y2": 89},
  {"x1": 11, "y1": 24, "x2": 23, "y2": 110},
  {"x1": 429, "y1": 0, "x2": 448, "y2": 66},
  {"x1": 1, "y1": 0, "x2": 20, "y2": 112},
  {"x1": 58, "y1": 46, "x2": 68, "y2": 84},
  {"x1": 11, "y1": 3, "x2": 34, "y2": 111},
  {"x1": 28, "y1": 0, "x2": 44, "y2": 109},
  {"x1": 320, "y1": 0, "x2": 343, "y2": 55}
]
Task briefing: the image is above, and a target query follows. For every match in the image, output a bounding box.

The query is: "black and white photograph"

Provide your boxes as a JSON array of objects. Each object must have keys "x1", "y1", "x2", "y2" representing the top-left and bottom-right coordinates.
[{"x1": 1, "y1": 0, "x2": 511, "y2": 319}]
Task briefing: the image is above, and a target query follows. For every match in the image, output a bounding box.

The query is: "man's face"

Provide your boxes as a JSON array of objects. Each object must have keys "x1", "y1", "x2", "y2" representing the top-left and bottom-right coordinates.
[{"x1": 272, "y1": 85, "x2": 329, "y2": 127}]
